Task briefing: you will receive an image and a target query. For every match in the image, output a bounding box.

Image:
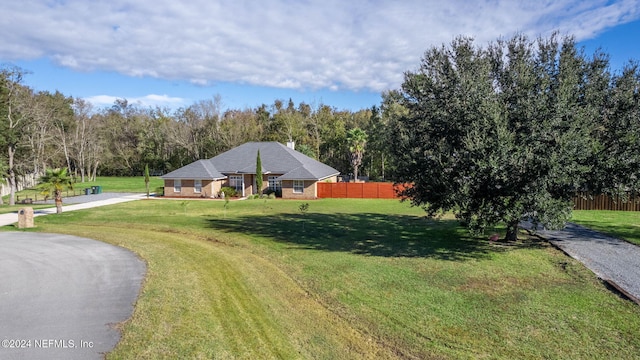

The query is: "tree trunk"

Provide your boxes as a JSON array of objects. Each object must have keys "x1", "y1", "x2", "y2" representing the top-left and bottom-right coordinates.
[
  {"x1": 55, "y1": 191, "x2": 63, "y2": 214},
  {"x1": 505, "y1": 220, "x2": 519, "y2": 241},
  {"x1": 91, "y1": 161, "x2": 99, "y2": 181},
  {"x1": 58, "y1": 125, "x2": 72, "y2": 173},
  {"x1": 8, "y1": 145, "x2": 16, "y2": 206}
]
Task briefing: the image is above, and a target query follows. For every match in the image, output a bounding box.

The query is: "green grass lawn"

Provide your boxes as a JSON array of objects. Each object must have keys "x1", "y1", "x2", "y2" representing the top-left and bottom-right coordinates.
[
  {"x1": 79, "y1": 176, "x2": 164, "y2": 193},
  {"x1": 572, "y1": 210, "x2": 640, "y2": 246},
  {"x1": 3, "y1": 198, "x2": 640, "y2": 359}
]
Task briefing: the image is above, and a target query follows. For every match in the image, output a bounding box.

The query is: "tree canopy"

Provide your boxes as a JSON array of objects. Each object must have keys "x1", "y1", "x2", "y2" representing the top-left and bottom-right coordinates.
[{"x1": 389, "y1": 33, "x2": 640, "y2": 240}]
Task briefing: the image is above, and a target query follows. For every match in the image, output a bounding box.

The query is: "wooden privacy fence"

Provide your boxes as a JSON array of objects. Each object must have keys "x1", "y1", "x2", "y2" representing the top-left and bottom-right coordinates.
[
  {"x1": 318, "y1": 184, "x2": 640, "y2": 210},
  {"x1": 317, "y1": 182, "x2": 409, "y2": 199},
  {"x1": 573, "y1": 192, "x2": 640, "y2": 211}
]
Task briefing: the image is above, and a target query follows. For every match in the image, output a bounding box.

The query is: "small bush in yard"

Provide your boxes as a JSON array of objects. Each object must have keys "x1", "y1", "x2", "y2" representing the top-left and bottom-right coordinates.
[{"x1": 220, "y1": 187, "x2": 237, "y2": 198}]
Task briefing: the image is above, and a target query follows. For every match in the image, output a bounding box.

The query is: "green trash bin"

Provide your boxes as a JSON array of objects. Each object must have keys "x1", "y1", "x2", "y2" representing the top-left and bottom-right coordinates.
[{"x1": 95, "y1": 185, "x2": 102, "y2": 194}]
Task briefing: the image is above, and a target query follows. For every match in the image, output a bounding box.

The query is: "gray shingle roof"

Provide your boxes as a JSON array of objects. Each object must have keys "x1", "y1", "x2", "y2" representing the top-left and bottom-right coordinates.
[
  {"x1": 163, "y1": 142, "x2": 339, "y2": 181},
  {"x1": 161, "y1": 160, "x2": 226, "y2": 180}
]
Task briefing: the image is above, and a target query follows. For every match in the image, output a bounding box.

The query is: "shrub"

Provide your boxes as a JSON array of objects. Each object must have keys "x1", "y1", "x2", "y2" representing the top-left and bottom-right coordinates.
[
  {"x1": 220, "y1": 187, "x2": 237, "y2": 198},
  {"x1": 265, "y1": 189, "x2": 282, "y2": 198},
  {"x1": 154, "y1": 186, "x2": 165, "y2": 196}
]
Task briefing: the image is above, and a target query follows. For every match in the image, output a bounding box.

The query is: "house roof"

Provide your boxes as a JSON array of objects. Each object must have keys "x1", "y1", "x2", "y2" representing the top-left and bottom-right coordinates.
[
  {"x1": 161, "y1": 159, "x2": 226, "y2": 180},
  {"x1": 162, "y1": 142, "x2": 340, "y2": 181}
]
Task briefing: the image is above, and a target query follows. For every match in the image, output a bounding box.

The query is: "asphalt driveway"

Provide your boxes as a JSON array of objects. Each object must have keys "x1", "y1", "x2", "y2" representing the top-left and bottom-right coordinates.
[{"x1": 0, "y1": 232, "x2": 146, "y2": 359}]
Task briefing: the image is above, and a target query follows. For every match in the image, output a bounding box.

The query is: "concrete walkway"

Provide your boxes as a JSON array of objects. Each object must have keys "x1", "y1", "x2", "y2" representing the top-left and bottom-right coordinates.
[
  {"x1": 0, "y1": 193, "x2": 146, "y2": 227},
  {"x1": 530, "y1": 222, "x2": 640, "y2": 305}
]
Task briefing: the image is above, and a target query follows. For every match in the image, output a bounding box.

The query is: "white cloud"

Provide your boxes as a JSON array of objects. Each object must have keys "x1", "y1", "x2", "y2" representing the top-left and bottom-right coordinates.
[
  {"x1": 84, "y1": 94, "x2": 186, "y2": 108},
  {"x1": 2, "y1": 0, "x2": 639, "y2": 92}
]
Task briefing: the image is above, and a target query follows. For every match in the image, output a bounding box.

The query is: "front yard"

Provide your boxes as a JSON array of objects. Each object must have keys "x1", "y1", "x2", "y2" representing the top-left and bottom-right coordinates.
[{"x1": 4, "y1": 198, "x2": 640, "y2": 359}]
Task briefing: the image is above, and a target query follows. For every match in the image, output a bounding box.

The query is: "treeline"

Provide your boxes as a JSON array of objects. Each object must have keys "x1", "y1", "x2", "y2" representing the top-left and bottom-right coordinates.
[{"x1": 1, "y1": 65, "x2": 397, "y2": 191}]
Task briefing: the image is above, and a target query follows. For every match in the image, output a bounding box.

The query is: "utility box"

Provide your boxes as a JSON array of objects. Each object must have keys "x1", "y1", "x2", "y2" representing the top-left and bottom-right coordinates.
[{"x1": 18, "y1": 207, "x2": 34, "y2": 229}]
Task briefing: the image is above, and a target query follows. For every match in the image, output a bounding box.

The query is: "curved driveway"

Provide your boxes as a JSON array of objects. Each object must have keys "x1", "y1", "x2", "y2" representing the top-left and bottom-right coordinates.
[{"x1": 0, "y1": 232, "x2": 145, "y2": 359}]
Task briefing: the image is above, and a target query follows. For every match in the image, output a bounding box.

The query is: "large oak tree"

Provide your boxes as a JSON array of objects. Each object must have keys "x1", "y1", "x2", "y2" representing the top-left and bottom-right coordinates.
[{"x1": 390, "y1": 34, "x2": 608, "y2": 240}]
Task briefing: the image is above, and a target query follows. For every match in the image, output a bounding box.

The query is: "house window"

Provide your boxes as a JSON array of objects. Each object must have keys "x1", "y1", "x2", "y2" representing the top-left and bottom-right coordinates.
[
  {"x1": 293, "y1": 180, "x2": 304, "y2": 193},
  {"x1": 174, "y1": 179, "x2": 181, "y2": 193},
  {"x1": 229, "y1": 175, "x2": 244, "y2": 193},
  {"x1": 268, "y1": 176, "x2": 281, "y2": 192},
  {"x1": 194, "y1": 180, "x2": 202, "y2": 193}
]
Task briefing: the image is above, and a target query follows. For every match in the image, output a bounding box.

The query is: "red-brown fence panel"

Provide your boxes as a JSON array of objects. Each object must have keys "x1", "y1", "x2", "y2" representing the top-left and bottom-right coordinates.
[
  {"x1": 317, "y1": 182, "x2": 332, "y2": 198},
  {"x1": 347, "y1": 183, "x2": 364, "y2": 198},
  {"x1": 320, "y1": 185, "x2": 640, "y2": 209},
  {"x1": 317, "y1": 182, "x2": 405, "y2": 199},
  {"x1": 378, "y1": 183, "x2": 398, "y2": 199},
  {"x1": 362, "y1": 183, "x2": 379, "y2": 198},
  {"x1": 332, "y1": 182, "x2": 348, "y2": 198}
]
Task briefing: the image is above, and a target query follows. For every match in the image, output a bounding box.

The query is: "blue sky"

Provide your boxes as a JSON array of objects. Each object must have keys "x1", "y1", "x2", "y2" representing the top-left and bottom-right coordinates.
[{"x1": 2, "y1": 1, "x2": 640, "y2": 113}]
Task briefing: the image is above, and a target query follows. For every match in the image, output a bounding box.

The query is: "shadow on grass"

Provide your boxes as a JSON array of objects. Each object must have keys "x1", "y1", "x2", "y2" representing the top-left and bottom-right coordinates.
[{"x1": 207, "y1": 212, "x2": 496, "y2": 261}]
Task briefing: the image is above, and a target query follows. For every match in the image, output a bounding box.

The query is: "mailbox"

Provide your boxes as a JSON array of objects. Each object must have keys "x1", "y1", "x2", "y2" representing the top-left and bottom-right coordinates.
[{"x1": 18, "y1": 207, "x2": 34, "y2": 229}]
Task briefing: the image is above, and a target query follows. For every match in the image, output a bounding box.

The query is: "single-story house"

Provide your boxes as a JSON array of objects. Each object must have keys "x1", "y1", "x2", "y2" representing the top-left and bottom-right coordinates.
[{"x1": 162, "y1": 142, "x2": 340, "y2": 199}]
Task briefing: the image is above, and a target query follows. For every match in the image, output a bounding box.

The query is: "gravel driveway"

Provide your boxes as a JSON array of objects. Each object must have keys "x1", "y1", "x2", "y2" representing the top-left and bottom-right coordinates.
[{"x1": 534, "y1": 222, "x2": 640, "y2": 304}]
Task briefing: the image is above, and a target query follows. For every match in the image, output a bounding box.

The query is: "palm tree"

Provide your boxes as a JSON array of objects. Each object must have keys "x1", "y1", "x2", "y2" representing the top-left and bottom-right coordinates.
[
  {"x1": 39, "y1": 168, "x2": 74, "y2": 214},
  {"x1": 347, "y1": 128, "x2": 368, "y2": 182}
]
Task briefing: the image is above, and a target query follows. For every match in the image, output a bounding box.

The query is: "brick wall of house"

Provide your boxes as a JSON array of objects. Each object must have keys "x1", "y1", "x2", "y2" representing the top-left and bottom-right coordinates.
[
  {"x1": 210, "y1": 180, "x2": 222, "y2": 197},
  {"x1": 281, "y1": 180, "x2": 317, "y2": 199},
  {"x1": 164, "y1": 179, "x2": 175, "y2": 197},
  {"x1": 164, "y1": 179, "x2": 218, "y2": 198}
]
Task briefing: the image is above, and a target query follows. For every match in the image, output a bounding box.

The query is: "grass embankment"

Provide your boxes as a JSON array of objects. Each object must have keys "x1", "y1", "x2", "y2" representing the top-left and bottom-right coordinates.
[
  {"x1": 4, "y1": 199, "x2": 640, "y2": 359},
  {"x1": 0, "y1": 176, "x2": 163, "y2": 214},
  {"x1": 572, "y1": 210, "x2": 640, "y2": 246}
]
